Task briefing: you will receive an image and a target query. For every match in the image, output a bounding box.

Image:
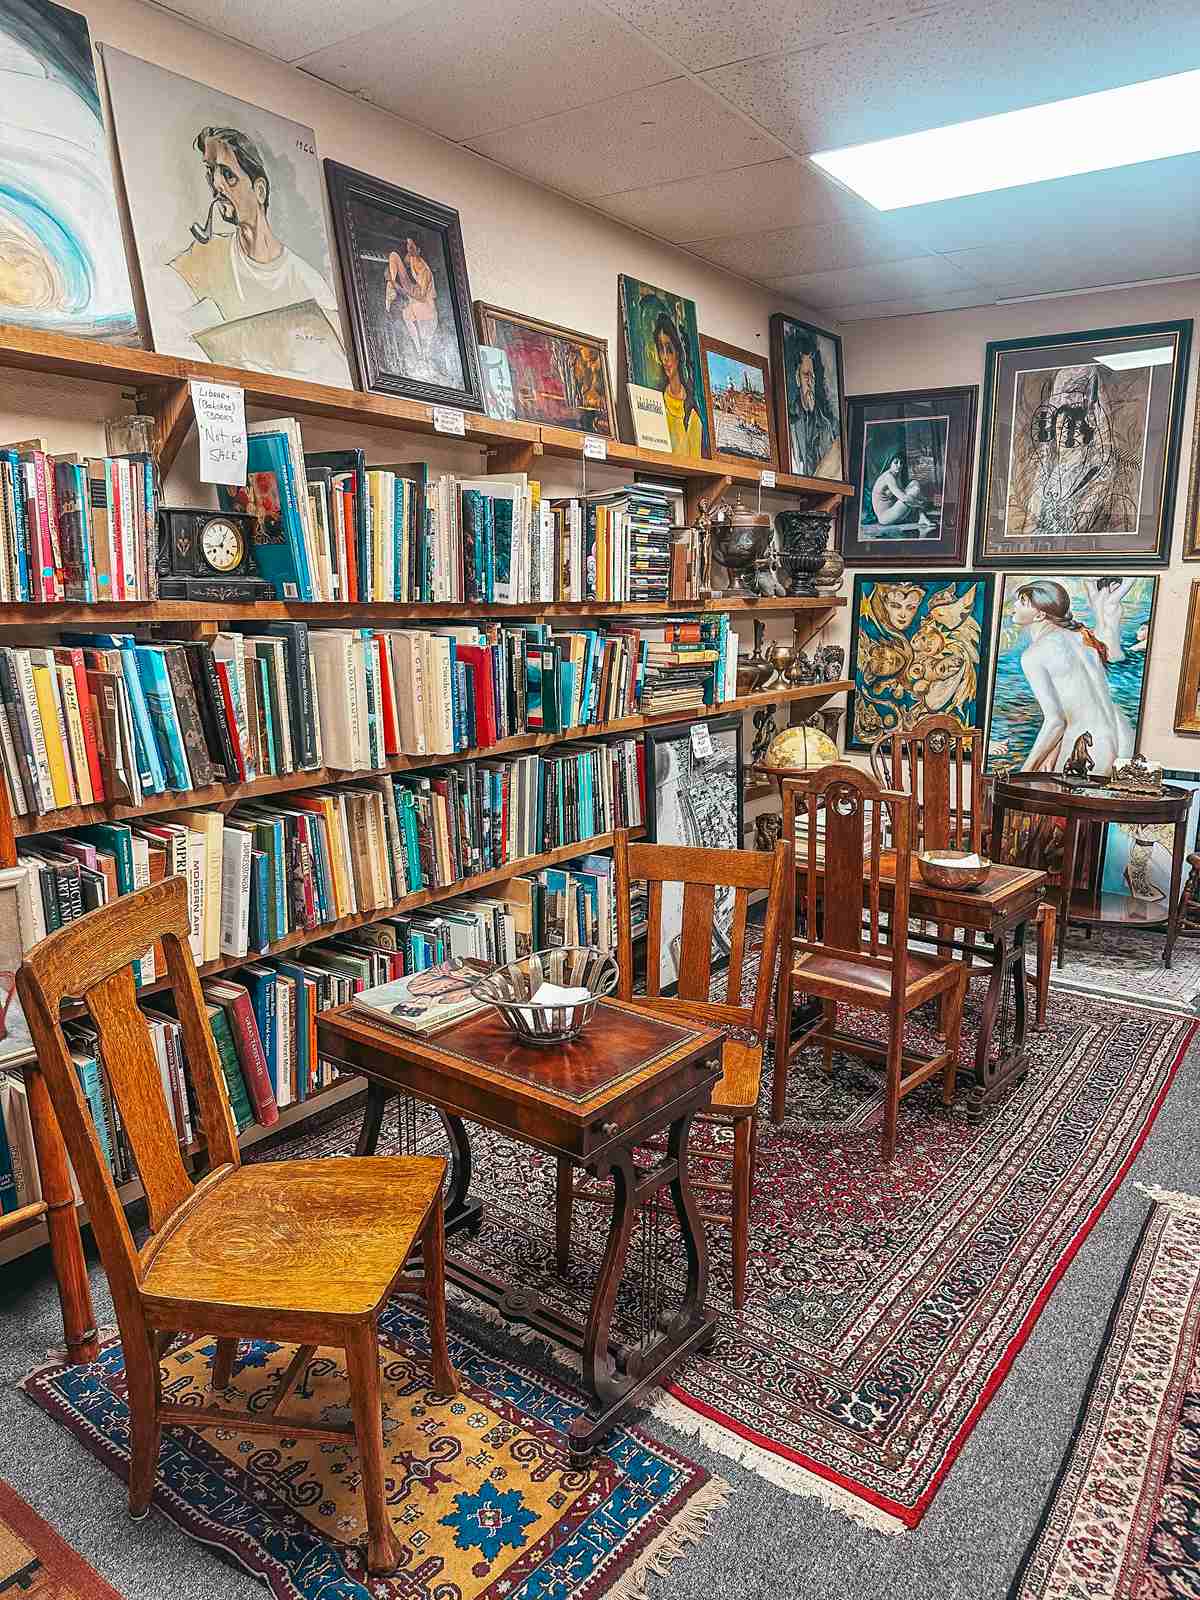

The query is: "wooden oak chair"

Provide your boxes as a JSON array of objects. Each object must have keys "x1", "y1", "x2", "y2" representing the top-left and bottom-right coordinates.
[
  {"x1": 554, "y1": 832, "x2": 791, "y2": 1310},
  {"x1": 871, "y1": 716, "x2": 1055, "y2": 1030},
  {"x1": 774, "y1": 765, "x2": 967, "y2": 1160},
  {"x1": 16, "y1": 875, "x2": 456, "y2": 1577}
]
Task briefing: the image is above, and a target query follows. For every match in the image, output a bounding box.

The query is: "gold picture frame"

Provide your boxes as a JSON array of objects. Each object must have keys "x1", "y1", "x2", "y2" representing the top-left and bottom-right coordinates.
[
  {"x1": 1175, "y1": 580, "x2": 1200, "y2": 733},
  {"x1": 1182, "y1": 396, "x2": 1200, "y2": 559}
]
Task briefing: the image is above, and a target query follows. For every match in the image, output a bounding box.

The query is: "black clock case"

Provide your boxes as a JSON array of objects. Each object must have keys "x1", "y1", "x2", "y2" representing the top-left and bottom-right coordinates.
[{"x1": 157, "y1": 505, "x2": 275, "y2": 600}]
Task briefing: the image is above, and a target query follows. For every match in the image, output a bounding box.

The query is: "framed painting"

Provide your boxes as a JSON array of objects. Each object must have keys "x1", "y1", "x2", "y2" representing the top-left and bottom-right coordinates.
[
  {"x1": 974, "y1": 320, "x2": 1192, "y2": 568},
  {"x1": 1100, "y1": 769, "x2": 1200, "y2": 908},
  {"x1": 102, "y1": 48, "x2": 349, "y2": 384},
  {"x1": 0, "y1": 4, "x2": 138, "y2": 344},
  {"x1": 847, "y1": 572, "x2": 995, "y2": 753},
  {"x1": 1182, "y1": 393, "x2": 1200, "y2": 559},
  {"x1": 644, "y1": 715, "x2": 743, "y2": 989},
  {"x1": 698, "y1": 336, "x2": 776, "y2": 469},
  {"x1": 985, "y1": 573, "x2": 1157, "y2": 775},
  {"x1": 618, "y1": 275, "x2": 709, "y2": 459},
  {"x1": 475, "y1": 303, "x2": 616, "y2": 436},
  {"x1": 842, "y1": 386, "x2": 977, "y2": 566},
  {"x1": 1174, "y1": 581, "x2": 1200, "y2": 735},
  {"x1": 770, "y1": 313, "x2": 845, "y2": 482},
  {"x1": 325, "y1": 161, "x2": 482, "y2": 410}
]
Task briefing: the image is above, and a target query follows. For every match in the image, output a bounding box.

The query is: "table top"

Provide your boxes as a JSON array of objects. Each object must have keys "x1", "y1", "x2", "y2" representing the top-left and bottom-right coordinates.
[
  {"x1": 796, "y1": 849, "x2": 1045, "y2": 912},
  {"x1": 993, "y1": 774, "x2": 1192, "y2": 815},
  {"x1": 317, "y1": 997, "x2": 725, "y2": 1127}
]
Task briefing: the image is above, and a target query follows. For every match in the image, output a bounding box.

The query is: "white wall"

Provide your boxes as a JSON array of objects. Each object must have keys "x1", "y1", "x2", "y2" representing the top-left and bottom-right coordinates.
[{"x1": 837, "y1": 280, "x2": 1200, "y2": 771}]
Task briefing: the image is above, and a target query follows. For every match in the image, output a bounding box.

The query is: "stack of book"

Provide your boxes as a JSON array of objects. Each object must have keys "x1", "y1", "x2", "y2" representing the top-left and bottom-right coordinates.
[
  {"x1": 348, "y1": 958, "x2": 493, "y2": 1038},
  {"x1": 0, "y1": 438, "x2": 159, "y2": 604}
]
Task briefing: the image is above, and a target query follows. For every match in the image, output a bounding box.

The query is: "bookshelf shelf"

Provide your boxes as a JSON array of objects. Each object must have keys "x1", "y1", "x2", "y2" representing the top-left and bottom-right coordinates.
[
  {"x1": 11, "y1": 682, "x2": 850, "y2": 839},
  {"x1": 0, "y1": 595, "x2": 846, "y2": 628}
]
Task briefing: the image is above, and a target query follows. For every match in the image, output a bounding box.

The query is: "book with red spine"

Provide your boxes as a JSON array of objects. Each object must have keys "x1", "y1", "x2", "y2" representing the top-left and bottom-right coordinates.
[
  {"x1": 54, "y1": 646, "x2": 104, "y2": 803},
  {"x1": 201, "y1": 977, "x2": 280, "y2": 1127},
  {"x1": 455, "y1": 644, "x2": 497, "y2": 746},
  {"x1": 212, "y1": 659, "x2": 247, "y2": 781},
  {"x1": 373, "y1": 633, "x2": 400, "y2": 756}
]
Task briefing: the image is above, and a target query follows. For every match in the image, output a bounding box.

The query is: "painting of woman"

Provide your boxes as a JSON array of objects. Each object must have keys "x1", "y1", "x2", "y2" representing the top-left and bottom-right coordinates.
[
  {"x1": 653, "y1": 311, "x2": 703, "y2": 456},
  {"x1": 385, "y1": 236, "x2": 439, "y2": 377},
  {"x1": 986, "y1": 574, "x2": 1156, "y2": 775},
  {"x1": 618, "y1": 275, "x2": 710, "y2": 458}
]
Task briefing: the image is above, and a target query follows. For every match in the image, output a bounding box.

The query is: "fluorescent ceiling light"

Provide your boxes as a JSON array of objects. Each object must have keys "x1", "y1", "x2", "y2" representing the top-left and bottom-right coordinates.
[
  {"x1": 810, "y1": 70, "x2": 1200, "y2": 209},
  {"x1": 1095, "y1": 346, "x2": 1175, "y2": 371}
]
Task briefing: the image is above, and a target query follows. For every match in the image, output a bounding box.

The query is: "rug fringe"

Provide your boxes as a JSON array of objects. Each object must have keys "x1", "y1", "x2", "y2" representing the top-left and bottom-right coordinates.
[
  {"x1": 647, "y1": 1393, "x2": 906, "y2": 1536},
  {"x1": 1136, "y1": 1184, "x2": 1200, "y2": 1216},
  {"x1": 604, "y1": 1475, "x2": 731, "y2": 1600}
]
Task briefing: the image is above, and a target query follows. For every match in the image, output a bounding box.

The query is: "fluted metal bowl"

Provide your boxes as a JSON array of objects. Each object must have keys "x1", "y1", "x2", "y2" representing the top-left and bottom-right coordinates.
[
  {"x1": 472, "y1": 946, "x2": 619, "y2": 1045},
  {"x1": 916, "y1": 849, "x2": 992, "y2": 891}
]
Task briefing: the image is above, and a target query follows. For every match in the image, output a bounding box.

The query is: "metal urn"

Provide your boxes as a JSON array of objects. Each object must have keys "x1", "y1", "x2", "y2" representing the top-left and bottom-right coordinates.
[
  {"x1": 737, "y1": 618, "x2": 775, "y2": 694},
  {"x1": 709, "y1": 494, "x2": 775, "y2": 596},
  {"x1": 773, "y1": 509, "x2": 828, "y2": 597}
]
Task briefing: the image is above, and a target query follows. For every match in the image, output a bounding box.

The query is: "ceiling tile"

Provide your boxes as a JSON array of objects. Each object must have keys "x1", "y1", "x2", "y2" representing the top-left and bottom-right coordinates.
[
  {"x1": 597, "y1": 158, "x2": 870, "y2": 243},
  {"x1": 688, "y1": 215, "x2": 927, "y2": 278},
  {"x1": 767, "y1": 254, "x2": 975, "y2": 309},
  {"x1": 832, "y1": 290, "x2": 992, "y2": 322},
  {"x1": 944, "y1": 236, "x2": 1200, "y2": 298},
  {"x1": 465, "y1": 80, "x2": 782, "y2": 197},
  {"x1": 297, "y1": 0, "x2": 679, "y2": 142},
  {"x1": 699, "y1": 0, "x2": 1200, "y2": 154},
  {"x1": 595, "y1": 0, "x2": 960, "y2": 74},
  {"x1": 156, "y1": 0, "x2": 412, "y2": 62}
]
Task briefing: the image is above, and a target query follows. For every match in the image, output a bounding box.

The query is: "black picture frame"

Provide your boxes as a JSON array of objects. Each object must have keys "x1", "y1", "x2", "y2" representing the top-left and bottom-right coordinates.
[
  {"x1": 324, "y1": 160, "x2": 483, "y2": 410},
  {"x1": 846, "y1": 571, "x2": 996, "y2": 753},
  {"x1": 643, "y1": 714, "x2": 745, "y2": 849},
  {"x1": 769, "y1": 313, "x2": 847, "y2": 483},
  {"x1": 973, "y1": 318, "x2": 1192, "y2": 569},
  {"x1": 842, "y1": 385, "x2": 978, "y2": 567}
]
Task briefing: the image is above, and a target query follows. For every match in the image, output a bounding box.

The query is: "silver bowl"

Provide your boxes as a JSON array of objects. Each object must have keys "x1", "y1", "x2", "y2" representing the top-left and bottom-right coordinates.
[{"x1": 472, "y1": 946, "x2": 619, "y2": 1045}]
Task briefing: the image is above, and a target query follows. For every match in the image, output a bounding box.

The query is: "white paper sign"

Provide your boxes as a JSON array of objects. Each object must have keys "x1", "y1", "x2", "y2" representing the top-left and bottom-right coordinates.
[
  {"x1": 583, "y1": 434, "x2": 607, "y2": 461},
  {"x1": 189, "y1": 379, "x2": 247, "y2": 486},
  {"x1": 690, "y1": 721, "x2": 715, "y2": 760},
  {"x1": 433, "y1": 405, "x2": 466, "y2": 436},
  {"x1": 760, "y1": 469, "x2": 776, "y2": 489}
]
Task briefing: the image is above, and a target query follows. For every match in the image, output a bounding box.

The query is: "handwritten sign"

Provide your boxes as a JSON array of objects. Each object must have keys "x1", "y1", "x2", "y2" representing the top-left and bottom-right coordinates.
[
  {"x1": 190, "y1": 379, "x2": 247, "y2": 487},
  {"x1": 583, "y1": 434, "x2": 607, "y2": 462},
  {"x1": 690, "y1": 721, "x2": 715, "y2": 760},
  {"x1": 433, "y1": 405, "x2": 466, "y2": 436},
  {"x1": 760, "y1": 469, "x2": 776, "y2": 489}
]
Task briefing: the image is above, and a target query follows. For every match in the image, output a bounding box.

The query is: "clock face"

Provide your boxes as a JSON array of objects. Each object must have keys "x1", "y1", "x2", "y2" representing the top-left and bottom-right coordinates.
[{"x1": 199, "y1": 517, "x2": 246, "y2": 573}]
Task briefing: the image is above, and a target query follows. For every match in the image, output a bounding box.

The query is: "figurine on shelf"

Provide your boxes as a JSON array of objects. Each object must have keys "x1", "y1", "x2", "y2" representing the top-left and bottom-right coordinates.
[
  {"x1": 749, "y1": 540, "x2": 789, "y2": 598},
  {"x1": 814, "y1": 642, "x2": 846, "y2": 682},
  {"x1": 1061, "y1": 730, "x2": 1096, "y2": 785},
  {"x1": 754, "y1": 812, "x2": 784, "y2": 853},
  {"x1": 751, "y1": 705, "x2": 780, "y2": 764},
  {"x1": 786, "y1": 649, "x2": 818, "y2": 686}
]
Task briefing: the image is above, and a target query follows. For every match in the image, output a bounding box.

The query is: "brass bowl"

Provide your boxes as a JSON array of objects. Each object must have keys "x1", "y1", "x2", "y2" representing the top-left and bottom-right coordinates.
[{"x1": 915, "y1": 849, "x2": 992, "y2": 891}]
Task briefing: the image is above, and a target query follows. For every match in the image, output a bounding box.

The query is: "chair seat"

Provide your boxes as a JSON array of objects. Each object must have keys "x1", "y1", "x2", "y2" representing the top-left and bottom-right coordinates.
[
  {"x1": 141, "y1": 1157, "x2": 445, "y2": 1324},
  {"x1": 711, "y1": 1039, "x2": 761, "y2": 1115},
  {"x1": 792, "y1": 947, "x2": 960, "y2": 1007}
]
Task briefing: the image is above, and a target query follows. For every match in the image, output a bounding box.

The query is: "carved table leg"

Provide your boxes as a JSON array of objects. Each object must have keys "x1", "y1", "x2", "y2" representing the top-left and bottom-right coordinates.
[
  {"x1": 355, "y1": 1085, "x2": 481, "y2": 1237},
  {"x1": 354, "y1": 1080, "x2": 389, "y2": 1156},
  {"x1": 968, "y1": 921, "x2": 1031, "y2": 1121}
]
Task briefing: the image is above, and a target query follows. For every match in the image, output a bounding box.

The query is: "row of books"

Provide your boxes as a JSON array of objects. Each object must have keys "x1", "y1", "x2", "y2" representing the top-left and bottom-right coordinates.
[
  {"x1": 0, "y1": 438, "x2": 159, "y2": 604},
  {"x1": 216, "y1": 418, "x2": 684, "y2": 605},
  {"x1": 1, "y1": 616, "x2": 732, "y2": 819},
  {"x1": 10, "y1": 741, "x2": 644, "y2": 974}
]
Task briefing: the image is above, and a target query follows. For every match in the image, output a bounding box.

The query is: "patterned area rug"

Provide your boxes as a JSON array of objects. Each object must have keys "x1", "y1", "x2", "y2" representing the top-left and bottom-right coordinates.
[
  {"x1": 23, "y1": 1305, "x2": 725, "y2": 1600},
  {"x1": 1040, "y1": 926, "x2": 1200, "y2": 1012},
  {"x1": 1011, "y1": 1189, "x2": 1200, "y2": 1599},
  {"x1": 0, "y1": 1478, "x2": 126, "y2": 1599},
  {"x1": 254, "y1": 990, "x2": 1194, "y2": 1533}
]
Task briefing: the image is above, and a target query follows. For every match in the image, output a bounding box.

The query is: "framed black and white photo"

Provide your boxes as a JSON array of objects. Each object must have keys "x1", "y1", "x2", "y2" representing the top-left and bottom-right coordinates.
[
  {"x1": 643, "y1": 715, "x2": 744, "y2": 989},
  {"x1": 325, "y1": 160, "x2": 483, "y2": 409}
]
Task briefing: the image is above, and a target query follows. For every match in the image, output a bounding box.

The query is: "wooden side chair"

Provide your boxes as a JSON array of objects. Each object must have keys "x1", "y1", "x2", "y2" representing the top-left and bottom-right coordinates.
[
  {"x1": 554, "y1": 831, "x2": 791, "y2": 1310},
  {"x1": 16, "y1": 875, "x2": 456, "y2": 1577},
  {"x1": 773, "y1": 765, "x2": 968, "y2": 1160},
  {"x1": 871, "y1": 716, "x2": 1055, "y2": 1030}
]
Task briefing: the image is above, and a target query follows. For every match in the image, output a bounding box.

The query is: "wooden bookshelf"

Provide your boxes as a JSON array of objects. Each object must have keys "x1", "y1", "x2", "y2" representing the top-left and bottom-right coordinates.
[{"x1": 11, "y1": 681, "x2": 850, "y2": 840}]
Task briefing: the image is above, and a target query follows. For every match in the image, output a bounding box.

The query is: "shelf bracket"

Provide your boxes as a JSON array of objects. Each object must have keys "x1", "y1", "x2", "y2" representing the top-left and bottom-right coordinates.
[
  {"x1": 686, "y1": 473, "x2": 733, "y2": 527},
  {"x1": 140, "y1": 380, "x2": 194, "y2": 479},
  {"x1": 487, "y1": 441, "x2": 543, "y2": 475}
]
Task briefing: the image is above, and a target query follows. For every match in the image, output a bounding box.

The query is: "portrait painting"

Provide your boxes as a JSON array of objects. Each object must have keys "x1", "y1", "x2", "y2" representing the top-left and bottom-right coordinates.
[
  {"x1": 770, "y1": 313, "x2": 845, "y2": 482},
  {"x1": 846, "y1": 572, "x2": 994, "y2": 753},
  {"x1": 699, "y1": 335, "x2": 776, "y2": 468},
  {"x1": 475, "y1": 303, "x2": 615, "y2": 435},
  {"x1": 326, "y1": 161, "x2": 481, "y2": 410},
  {"x1": 1182, "y1": 387, "x2": 1200, "y2": 560},
  {"x1": 974, "y1": 320, "x2": 1191, "y2": 567},
  {"x1": 618, "y1": 275, "x2": 709, "y2": 459},
  {"x1": 985, "y1": 573, "x2": 1157, "y2": 777},
  {"x1": 842, "y1": 386, "x2": 977, "y2": 566},
  {"x1": 0, "y1": 2, "x2": 137, "y2": 343},
  {"x1": 644, "y1": 715, "x2": 743, "y2": 989},
  {"x1": 102, "y1": 49, "x2": 349, "y2": 385}
]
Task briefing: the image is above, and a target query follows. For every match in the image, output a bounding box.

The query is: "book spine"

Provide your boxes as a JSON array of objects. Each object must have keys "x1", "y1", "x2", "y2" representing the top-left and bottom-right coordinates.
[{"x1": 224, "y1": 990, "x2": 279, "y2": 1126}]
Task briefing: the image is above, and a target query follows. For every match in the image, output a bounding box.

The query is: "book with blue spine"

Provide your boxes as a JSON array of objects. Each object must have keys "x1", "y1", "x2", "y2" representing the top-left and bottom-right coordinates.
[
  {"x1": 220, "y1": 424, "x2": 314, "y2": 600},
  {"x1": 73, "y1": 1052, "x2": 113, "y2": 1173},
  {"x1": 242, "y1": 964, "x2": 279, "y2": 1097},
  {"x1": 247, "y1": 848, "x2": 270, "y2": 952},
  {"x1": 0, "y1": 1097, "x2": 17, "y2": 1214},
  {"x1": 272, "y1": 960, "x2": 312, "y2": 1099},
  {"x1": 134, "y1": 647, "x2": 191, "y2": 791},
  {"x1": 65, "y1": 633, "x2": 165, "y2": 794}
]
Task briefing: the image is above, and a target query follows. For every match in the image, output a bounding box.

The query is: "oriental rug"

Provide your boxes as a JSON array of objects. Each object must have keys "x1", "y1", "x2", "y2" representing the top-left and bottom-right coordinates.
[
  {"x1": 1011, "y1": 1189, "x2": 1200, "y2": 1600},
  {"x1": 23, "y1": 1305, "x2": 725, "y2": 1600},
  {"x1": 260, "y1": 988, "x2": 1193, "y2": 1533},
  {"x1": 0, "y1": 1479, "x2": 126, "y2": 1600},
  {"x1": 1039, "y1": 925, "x2": 1200, "y2": 1012}
]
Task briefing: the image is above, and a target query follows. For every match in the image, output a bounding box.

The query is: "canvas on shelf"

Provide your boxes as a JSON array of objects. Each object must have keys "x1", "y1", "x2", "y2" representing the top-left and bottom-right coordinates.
[
  {"x1": 475, "y1": 304, "x2": 616, "y2": 436},
  {"x1": 101, "y1": 47, "x2": 350, "y2": 386},
  {"x1": 699, "y1": 335, "x2": 776, "y2": 469},
  {"x1": 618, "y1": 275, "x2": 709, "y2": 459},
  {"x1": 846, "y1": 573, "x2": 994, "y2": 752},
  {"x1": 0, "y1": 0, "x2": 138, "y2": 343}
]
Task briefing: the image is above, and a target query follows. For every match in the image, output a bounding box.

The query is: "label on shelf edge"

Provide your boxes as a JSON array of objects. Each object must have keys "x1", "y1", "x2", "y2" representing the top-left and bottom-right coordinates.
[
  {"x1": 432, "y1": 405, "x2": 466, "y2": 436},
  {"x1": 760, "y1": 468, "x2": 776, "y2": 489},
  {"x1": 583, "y1": 434, "x2": 607, "y2": 461}
]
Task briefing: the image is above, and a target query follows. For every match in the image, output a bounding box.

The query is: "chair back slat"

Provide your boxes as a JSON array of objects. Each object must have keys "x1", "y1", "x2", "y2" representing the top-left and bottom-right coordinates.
[
  {"x1": 613, "y1": 831, "x2": 790, "y2": 1046},
  {"x1": 870, "y1": 716, "x2": 983, "y2": 854}
]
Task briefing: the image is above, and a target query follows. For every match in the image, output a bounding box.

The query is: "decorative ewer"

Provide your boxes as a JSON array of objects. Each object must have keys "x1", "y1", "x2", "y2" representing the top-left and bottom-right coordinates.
[
  {"x1": 773, "y1": 510, "x2": 828, "y2": 597},
  {"x1": 737, "y1": 618, "x2": 774, "y2": 694},
  {"x1": 709, "y1": 494, "x2": 775, "y2": 596}
]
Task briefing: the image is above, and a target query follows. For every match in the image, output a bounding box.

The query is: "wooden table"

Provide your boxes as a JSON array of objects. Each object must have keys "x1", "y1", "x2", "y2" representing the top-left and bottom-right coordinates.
[
  {"x1": 316, "y1": 997, "x2": 724, "y2": 1465},
  {"x1": 795, "y1": 855, "x2": 1046, "y2": 1119},
  {"x1": 991, "y1": 774, "x2": 1191, "y2": 968}
]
